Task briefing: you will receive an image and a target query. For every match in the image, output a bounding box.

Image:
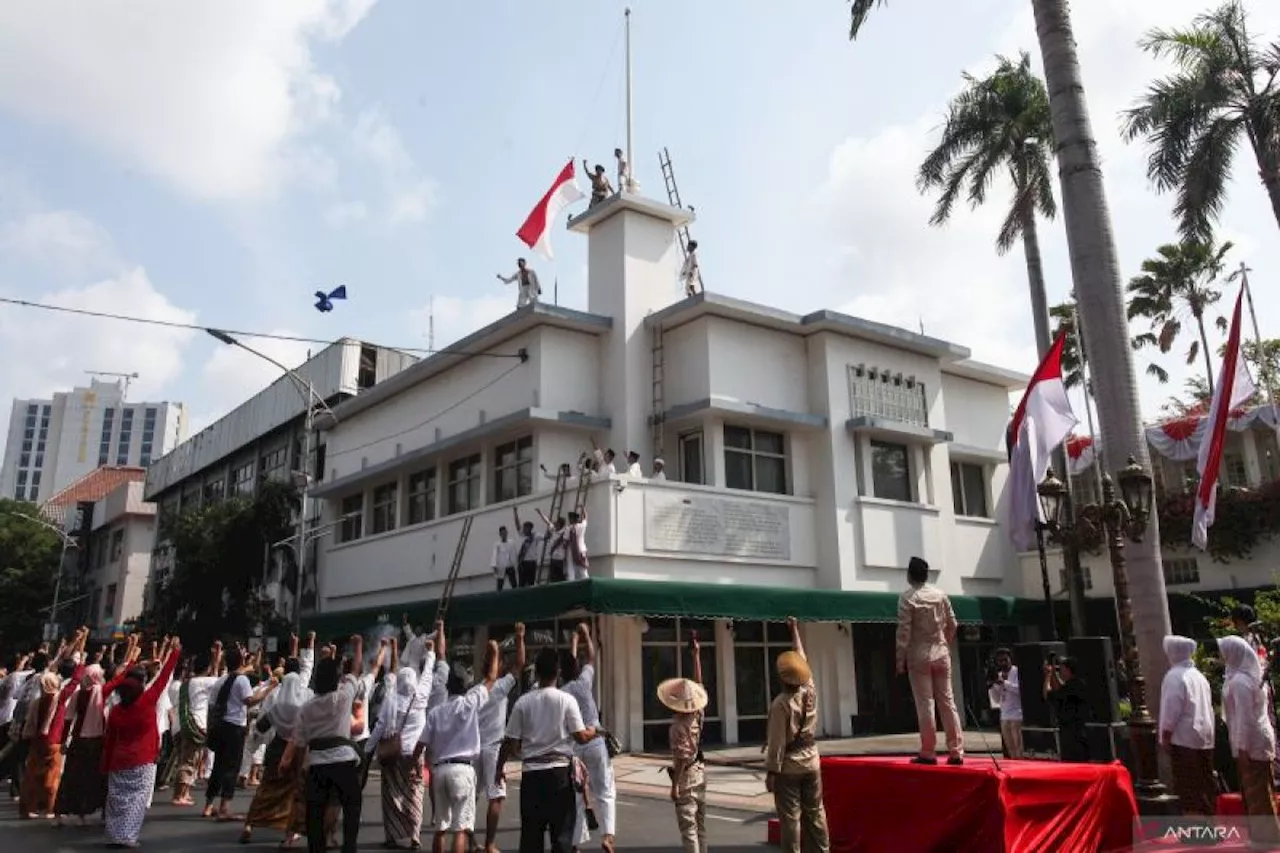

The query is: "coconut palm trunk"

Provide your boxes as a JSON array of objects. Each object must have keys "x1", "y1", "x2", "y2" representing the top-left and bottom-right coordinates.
[
  {"x1": 1032, "y1": 0, "x2": 1171, "y2": 693},
  {"x1": 1193, "y1": 310, "x2": 1216, "y2": 396}
]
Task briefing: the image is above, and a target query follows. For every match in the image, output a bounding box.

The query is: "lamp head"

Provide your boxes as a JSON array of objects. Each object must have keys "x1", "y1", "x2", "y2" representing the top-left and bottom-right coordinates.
[{"x1": 1036, "y1": 467, "x2": 1067, "y2": 529}]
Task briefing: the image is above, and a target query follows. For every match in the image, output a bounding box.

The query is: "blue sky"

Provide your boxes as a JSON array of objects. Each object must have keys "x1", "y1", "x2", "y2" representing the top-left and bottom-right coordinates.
[{"x1": 0, "y1": 0, "x2": 1277, "y2": 443}]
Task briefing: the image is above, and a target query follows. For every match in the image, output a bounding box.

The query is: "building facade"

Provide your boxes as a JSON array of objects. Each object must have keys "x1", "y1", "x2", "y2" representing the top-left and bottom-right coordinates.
[
  {"x1": 0, "y1": 380, "x2": 186, "y2": 503},
  {"x1": 143, "y1": 339, "x2": 417, "y2": 617},
  {"x1": 80, "y1": 479, "x2": 157, "y2": 638},
  {"x1": 303, "y1": 191, "x2": 1040, "y2": 749}
]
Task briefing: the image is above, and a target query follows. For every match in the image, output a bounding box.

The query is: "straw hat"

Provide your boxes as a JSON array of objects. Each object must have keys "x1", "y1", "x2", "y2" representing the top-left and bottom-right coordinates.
[
  {"x1": 657, "y1": 678, "x2": 708, "y2": 714},
  {"x1": 776, "y1": 651, "x2": 811, "y2": 687}
]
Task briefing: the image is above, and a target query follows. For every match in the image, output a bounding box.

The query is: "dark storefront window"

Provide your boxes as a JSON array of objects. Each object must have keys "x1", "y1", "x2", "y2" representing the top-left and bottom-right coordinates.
[{"x1": 641, "y1": 617, "x2": 721, "y2": 751}]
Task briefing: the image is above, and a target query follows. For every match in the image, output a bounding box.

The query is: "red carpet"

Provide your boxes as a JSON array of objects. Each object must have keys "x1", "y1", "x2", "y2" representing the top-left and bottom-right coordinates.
[{"x1": 815, "y1": 756, "x2": 1138, "y2": 853}]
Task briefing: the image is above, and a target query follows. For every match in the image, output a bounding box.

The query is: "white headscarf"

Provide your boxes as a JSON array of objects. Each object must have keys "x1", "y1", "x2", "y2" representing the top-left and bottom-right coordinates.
[
  {"x1": 376, "y1": 667, "x2": 419, "y2": 737},
  {"x1": 266, "y1": 673, "x2": 309, "y2": 739},
  {"x1": 1163, "y1": 636, "x2": 1197, "y2": 668},
  {"x1": 1219, "y1": 635, "x2": 1262, "y2": 686}
]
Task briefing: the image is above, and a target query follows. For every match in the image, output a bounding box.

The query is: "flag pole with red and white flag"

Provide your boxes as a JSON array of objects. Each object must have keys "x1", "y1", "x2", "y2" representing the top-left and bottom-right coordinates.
[
  {"x1": 517, "y1": 159, "x2": 585, "y2": 260},
  {"x1": 1192, "y1": 284, "x2": 1256, "y2": 550},
  {"x1": 1006, "y1": 330, "x2": 1080, "y2": 551}
]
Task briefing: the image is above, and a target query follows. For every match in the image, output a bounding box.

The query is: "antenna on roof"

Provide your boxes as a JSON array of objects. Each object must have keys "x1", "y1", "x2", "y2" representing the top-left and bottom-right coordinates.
[
  {"x1": 918, "y1": 317, "x2": 925, "y2": 335},
  {"x1": 428, "y1": 295, "x2": 435, "y2": 351}
]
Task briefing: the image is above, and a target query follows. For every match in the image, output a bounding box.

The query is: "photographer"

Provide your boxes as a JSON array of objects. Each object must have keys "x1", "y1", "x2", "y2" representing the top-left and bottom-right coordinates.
[
  {"x1": 1042, "y1": 656, "x2": 1091, "y2": 763},
  {"x1": 987, "y1": 649, "x2": 1022, "y2": 758}
]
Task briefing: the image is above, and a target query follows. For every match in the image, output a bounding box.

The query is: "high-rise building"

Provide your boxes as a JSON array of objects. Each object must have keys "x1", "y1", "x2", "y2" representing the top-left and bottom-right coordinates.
[{"x1": 0, "y1": 380, "x2": 186, "y2": 502}]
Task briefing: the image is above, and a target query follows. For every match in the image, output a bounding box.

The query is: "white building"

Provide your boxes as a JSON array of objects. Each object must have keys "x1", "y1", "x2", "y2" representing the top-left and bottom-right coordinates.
[
  {"x1": 81, "y1": 479, "x2": 157, "y2": 638},
  {"x1": 304, "y1": 191, "x2": 1040, "y2": 748},
  {"x1": 143, "y1": 339, "x2": 417, "y2": 619},
  {"x1": 0, "y1": 380, "x2": 186, "y2": 502}
]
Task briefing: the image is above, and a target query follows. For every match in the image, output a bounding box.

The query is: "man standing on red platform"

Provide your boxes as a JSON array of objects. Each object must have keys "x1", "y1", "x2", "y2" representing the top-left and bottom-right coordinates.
[{"x1": 896, "y1": 557, "x2": 964, "y2": 766}]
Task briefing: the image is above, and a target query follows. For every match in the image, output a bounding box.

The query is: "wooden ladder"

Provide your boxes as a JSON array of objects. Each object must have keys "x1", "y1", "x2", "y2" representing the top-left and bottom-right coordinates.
[
  {"x1": 435, "y1": 514, "x2": 473, "y2": 625},
  {"x1": 534, "y1": 465, "x2": 571, "y2": 585}
]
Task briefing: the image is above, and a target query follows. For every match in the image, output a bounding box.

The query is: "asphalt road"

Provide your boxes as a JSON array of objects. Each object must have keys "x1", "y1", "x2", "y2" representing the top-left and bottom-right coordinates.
[{"x1": 0, "y1": 777, "x2": 770, "y2": 852}]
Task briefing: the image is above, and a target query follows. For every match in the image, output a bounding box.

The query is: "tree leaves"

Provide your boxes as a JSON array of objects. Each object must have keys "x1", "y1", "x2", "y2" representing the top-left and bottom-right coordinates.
[{"x1": 0, "y1": 499, "x2": 62, "y2": 654}]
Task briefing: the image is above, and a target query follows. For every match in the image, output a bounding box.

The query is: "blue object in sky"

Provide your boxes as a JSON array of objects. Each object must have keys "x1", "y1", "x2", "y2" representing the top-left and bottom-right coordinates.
[{"x1": 314, "y1": 285, "x2": 347, "y2": 312}]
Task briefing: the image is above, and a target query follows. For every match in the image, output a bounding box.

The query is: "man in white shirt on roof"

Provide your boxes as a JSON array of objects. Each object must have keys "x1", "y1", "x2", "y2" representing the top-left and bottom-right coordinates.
[
  {"x1": 417, "y1": 658, "x2": 491, "y2": 853},
  {"x1": 624, "y1": 451, "x2": 643, "y2": 478},
  {"x1": 566, "y1": 509, "x2": 590, "y2": 582},
  {"x1": 476, "y1": 624, "x2": 526, "y2": 853},
  {"x1": 496, "y1": 258, "x2": 541, "y2": 309},
  {"x1": 492, "y1": 526, "x2": 518, "y2": 592},
  {"x1": 651, "y1": 458, "x2": 667, "y2": 481},
  {"x1": 592, "y1": 447, "x2": 617, "y2": 478},
  {"x1": 497, "y1": 648, "x2": 597, "y2": 853}
]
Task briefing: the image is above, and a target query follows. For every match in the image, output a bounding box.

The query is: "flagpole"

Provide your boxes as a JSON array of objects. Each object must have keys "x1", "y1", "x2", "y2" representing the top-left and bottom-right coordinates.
[
  {"x1": 1239, "y1": 263, "x2": 1279, "y2": 433},
  {"x1": 624, "y1": 7, "x2": 635, "y2": 193},
  {"x1": 1072, "y1": 303, "x2": 1106, "y2": 497}
]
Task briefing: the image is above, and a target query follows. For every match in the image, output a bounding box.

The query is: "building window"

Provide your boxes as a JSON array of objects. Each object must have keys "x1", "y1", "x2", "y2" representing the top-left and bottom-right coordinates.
[
  {"x1": 869, "y1": 440, "x2": 912, "y2": 502},
  {"x1": 104, "y1": 583, "x2": 117, "y2": 619},
  {"x1": 117, "y1": 408, "x2": 134, "y2": 464},
  {"x1": 492, "y1": 437, "x2": 533, "y2": 503},
  {"x1": 339, "y1": 494, "x2": 364, "y2": 543},
  {"x1": 100, "y1": 407, "x2": 115, "y2": 466},
  {"x1": 232, "y1": 461, "x2": 255, "y2": 495},
  {"x1": 358, "y1": 344, "x2": 378, "y2": 390},
  {"x1": 1223, "y1": 452, "x2": 1248, "y2": 488},
  {"x1": 679, "y1": 431, "x2": 705, "y2": 485},
  {"x1": 18, "y1": 453, "x2": 29, "y2": 469},
  {"x1": 110, "y1": 529, "x2": 124, "y2": 561},
  {"x1": 448, "y1": 454, "x2": 482, "y2": 514},
  {"x1": 34, "y1": 453, "x2": 43, "y2": 469},
  {"x1": 371, "y1": 482, "x2": 398, "y2": 535},
  {"x1": 260, "y1": 446, "x2": 289, "y2": 482},
  {"x1": 204, "y1": 478, "x2": 225, "y2": 504},
  {"x1": 16, "y1": 471, "x2": 26, "y2": 487},
  {"x1": 641, "y1": 618, "x2": 721, "y2": 750},
  {"x1": 29, "y1": 487, "x2": 37, "y2": 502},
  {"x1": 1059, "y1": 565, "x2": 1094, "y2": 591},
  {"x1": 950, "y1": 461, "x2": 989, "y2": 518},
  {"x1": 724, "y1": 426, "x2": 786, "y2": 494},
  {"x1": 849, "y1": 364, "x2": 928, "y2": 427},
  {"x1": 407, "y1": 468, "x2": 437, "y2": 525},
  {"x1": 12, "y1": 486, "x2": 22, "y2": 500},
  {"x1": 733, "y1": 621, "x2": 796, "y2": 742},
  {"x1": 1164, "y1": 557, "x2": 1200, "y2": 586},
  {"x1": 21, "y1": 439, "x2": 31, "y2": 453}
]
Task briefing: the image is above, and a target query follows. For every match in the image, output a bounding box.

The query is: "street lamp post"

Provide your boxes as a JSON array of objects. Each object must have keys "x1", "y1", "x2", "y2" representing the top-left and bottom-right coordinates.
[
  {"x1": 205, "y1": 329, "x2": 337, "y2": 633},
  {"x1": 1033, "y1": 470, "x2": 1065, "y2": 640},
  {"x1": 2, "y1": 510, "x2": 78, "y2": 639},
  {"x1": 1038, "y1": 456, "x2": 1178, "y2": 814}
]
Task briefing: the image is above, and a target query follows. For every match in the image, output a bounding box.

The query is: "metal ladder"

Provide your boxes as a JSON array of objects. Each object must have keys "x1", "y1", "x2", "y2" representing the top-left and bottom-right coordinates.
[
  {"x1": 570, "y1": 458, "x2": 592, "y2": 518},
  {"x1": 535, "y1": 465, "x2": 571, "y2": 585},
  {"x1": 658, "y1": 148, "x2": 696, "y2": 262},
  {"x1": 435, "y1": 514, "x2": 473, "y2": 624},
  {"x1": 651, "y1": 325, "x2": 665, "y2": 464}
]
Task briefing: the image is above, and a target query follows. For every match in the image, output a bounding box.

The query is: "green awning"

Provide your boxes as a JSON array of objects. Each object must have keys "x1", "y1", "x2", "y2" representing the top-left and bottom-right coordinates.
[{"x1": 302, "y1": 578, "x2": 1044, "y2": 638}]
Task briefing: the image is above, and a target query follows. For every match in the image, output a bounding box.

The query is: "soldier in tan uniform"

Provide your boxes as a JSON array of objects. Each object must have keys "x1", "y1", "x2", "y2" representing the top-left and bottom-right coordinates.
[
  {"x1": 765, "y1": 617, "x2": 830, "y2": 853},
  {"x1": 896, "y1": 556, "x2": 964, "y2": 765}
]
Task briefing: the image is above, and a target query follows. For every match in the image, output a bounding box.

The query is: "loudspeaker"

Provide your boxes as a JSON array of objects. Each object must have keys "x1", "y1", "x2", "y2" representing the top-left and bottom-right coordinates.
[
  {"x1": 1014, "y1": 641, "x2": 1065, "y2": 728},
  {"x1": 1066, "y1": 636, "x2": 1121, "y2": 724},
  {"x1": 1021, "y1": 726, "x2": 1060, "y2": 760},
  {"x1": 1084, "y1": 722, "x2": 1129, "y2": 764}
]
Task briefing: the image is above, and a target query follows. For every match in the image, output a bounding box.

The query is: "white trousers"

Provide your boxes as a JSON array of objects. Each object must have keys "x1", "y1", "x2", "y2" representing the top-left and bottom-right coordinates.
[
  {"x1": 569, "y1": 560, "x2": 590, "y2": 581},
  {"x1": 517, "y1": 285, "x2": 538, "y2": 308},
  {"x1": 574, "y1": 737, "x2": 615, "y2": 845}
]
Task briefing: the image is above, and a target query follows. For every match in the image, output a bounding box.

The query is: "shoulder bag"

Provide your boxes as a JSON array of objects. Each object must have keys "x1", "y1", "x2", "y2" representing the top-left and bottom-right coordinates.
[{"x1": 376, "y1": 697, "x2": 414, "y2": 766}]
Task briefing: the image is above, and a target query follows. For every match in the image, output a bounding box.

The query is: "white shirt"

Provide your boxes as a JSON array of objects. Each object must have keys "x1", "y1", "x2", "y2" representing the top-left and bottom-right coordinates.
[
  {"x1": 186, "y1": 675, "x2": 220, "y2": 730},
  {"x1": 568, "y1": 520, "x2": 588, "y2": 567},
  {"x1": 0, "y1": 670, "x2": 33, "y2": 725},
  {"x1": 492, "y1": 539, "x2": 517, "y2": 572},
  {"x1": 367, "y1": 652, "x2": 438, "y2": 758},
  {"x1": 626, "y1": 462, "x2": 643, "y2": 477},
  {"x1": 156, "y1": 678, "x2": 175, "y2": 736},
  {"x1": 478, "y1": 674, "x2": 516, "y2": 747},
  {"x1": 680, "y1": 250, "x2": 700, "y2": 283},
  {"x1": 991, "y1": 665, "x2": 1022, "y2": 722},
  {"x1": 353, "y1": 673, "x2": 377, "y2": 742},
  {"x1": 210, "y1": 674, "x2": 254, "y2": 726},
  {"x1": 419, "y1": 684, "x2": 489, "y2": 764},
  {"x1": 296, "y1": 676, "x2": 361, "y2": 767},
  {"x1": 1224, "y1": 672, "x2": 1276, "y2": 761},
  {"x1": 652, "y1": 470, "x2": 667, "y2": 481},
  {"x1": 562, "y1": 664, "x2": 600, "y2": 729},
  {"x1": 1160, "y1": 660, "x2": 1215, "y2": 750},
  {"x1": 515, "y1": 531, "x2": 544, "y2": 565},
  {"x1": 616, "y1": 155, "x2": 629, "y2": 190},
  {"x1": 506, "y1": 686, "x2": 585, "y2": 770}
]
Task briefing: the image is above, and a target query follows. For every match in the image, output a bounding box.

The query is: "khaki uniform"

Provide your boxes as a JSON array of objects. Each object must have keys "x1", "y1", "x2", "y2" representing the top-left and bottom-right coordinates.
[
  {"x1": 896, "y1": 582, "x2": 963, "y2": 759},
  {"x1": 765, "y1": 681, "x2": 830, "y2": 853},
  {"x1": 669, "y1": 710, "x2": 706, "y2": 853}
]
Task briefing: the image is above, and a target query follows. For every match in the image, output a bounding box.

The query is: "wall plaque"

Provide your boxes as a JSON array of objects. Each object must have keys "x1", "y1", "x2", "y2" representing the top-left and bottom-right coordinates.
[{"x1": 644, "y1": 491, "x2": 791, "y2": 560}]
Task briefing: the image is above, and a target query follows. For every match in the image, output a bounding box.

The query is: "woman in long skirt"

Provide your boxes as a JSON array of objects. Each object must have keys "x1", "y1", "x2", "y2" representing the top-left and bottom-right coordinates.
[
  {"x1": 562, "y1": 624, "x2": 616, "y2": 853},
  {"x1": 55, "y1": 665, "x2": 109, "y2": 825},
  {"x1": 241, "y1": 671, "x2": 310, "y2": 847},
  {"x1": 102, "y1": 644, "x2": 180, "y2": 848},
  {"x1": 21, "y1": 635, "x2": 87, "y2": 820},
  {"x1": 369, "y1": 636, "x2": 435, "y2": 850},
  {"x1": 1219, "y1": 636, "x2": 1280, "y2": 846}
]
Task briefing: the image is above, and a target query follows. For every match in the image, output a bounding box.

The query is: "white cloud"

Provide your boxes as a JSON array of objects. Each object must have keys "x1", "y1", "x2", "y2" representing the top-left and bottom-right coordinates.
[
  {"x1": 323, "y1": 201, "x2": 369, "y2": 228},
  {"x1": 813, "y1": 0, "x2": 1280, "y2": 419},
  {"x1": 0, "y1": 1, "x2": 378, "y2": 201},
  {"x1": 0, "y1": 210, "x2": 119, "y2": 273},
  {"x1": 201, "y1": 330, "x2": 314, "y2": 418},
  {"x1": 351, "y1": 107, "x2": 435, "y2": 225},
  {"x1": 0, "y1": 267, "x2": 196, "y2": 407}
]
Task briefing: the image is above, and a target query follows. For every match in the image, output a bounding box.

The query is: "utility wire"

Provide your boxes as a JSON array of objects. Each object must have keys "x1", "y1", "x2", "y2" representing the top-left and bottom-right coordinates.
[
  {"x1": 0, "y1": 296, "x2": 523, "y2": 359},
  {"x1": 326, "y1": 358, "x2": 529, "y2": 459}
]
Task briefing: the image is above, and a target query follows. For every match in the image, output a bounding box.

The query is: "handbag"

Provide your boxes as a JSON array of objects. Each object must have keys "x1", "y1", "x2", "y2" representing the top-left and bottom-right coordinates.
[
  {"x1": 376, "y1": 697, "x2": 414, "y2": 766},
  {"x1": 601, "y1": 729, "x2": 622, "y2": 759}
]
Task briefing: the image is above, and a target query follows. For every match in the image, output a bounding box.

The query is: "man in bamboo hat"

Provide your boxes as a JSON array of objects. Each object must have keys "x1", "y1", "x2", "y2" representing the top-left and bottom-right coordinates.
[
  {"x1": 896, "y1": 556, "x2": 964, "y2": 765},
  {"x1": 764, "y1": 617, "x2": 830, "y2": 853},
  {"x1": 659, "y1": 633, "x2": 709, "y2": 853}
]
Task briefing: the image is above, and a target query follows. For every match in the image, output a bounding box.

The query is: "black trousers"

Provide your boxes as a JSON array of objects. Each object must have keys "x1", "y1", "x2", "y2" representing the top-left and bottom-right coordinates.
[
  {"x1": 496, "y1": 566, "x2": 518, "y2": 591},
  {"x1": 206, "y1": 722, "x2": 245, "y2": 803},
  {"x1": 7, "y1": 736, "x2": 29, "y2": 795},
  {"x1": 306, "y1": 761, "x2": 362, "y2": 853},
  {"x1": 519, "y1": 561, "x2": 538, "y2": 587},
  {"x1": 519, "y1": 766, "x2": 576, "y2": 853},
  {"x1": 548, "y1": 559, "x2": 566, "y2": 583}
]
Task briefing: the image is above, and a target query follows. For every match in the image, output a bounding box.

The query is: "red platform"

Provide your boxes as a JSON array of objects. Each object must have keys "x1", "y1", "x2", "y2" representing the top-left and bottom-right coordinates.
[{"x1": 806, "y1": 756, "x2": 1138, "y2": 853}]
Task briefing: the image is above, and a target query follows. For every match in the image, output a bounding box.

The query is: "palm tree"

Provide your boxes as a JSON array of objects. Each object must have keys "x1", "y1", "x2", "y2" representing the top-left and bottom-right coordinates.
[
  {"x1": 1050, "y1": 300, "x2": 1088, "y2": 394},
  {"x1": 850, "y1": 0, "x2": 1174, "y2": 707},
  {"x1": 918, "y1": 52, "x2": 1058, "y2": 356},
  {"x1": 1126, "y1": 240, "x2": 1232, "y2": 391},
  {"x1": 1121, "y1": 0, "x2": 1280, "y2": 240}
]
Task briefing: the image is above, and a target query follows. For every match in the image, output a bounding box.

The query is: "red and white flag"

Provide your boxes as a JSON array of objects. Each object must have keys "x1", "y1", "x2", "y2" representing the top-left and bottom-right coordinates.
[
  {"x1": 517, "y1": 159, "x2": 585, "y2": 259},
  {"x1": 1006, "y1": 330, "x2": 1079, "y2": 551},
  {"x1": 1193, "y1": 285, "x2": 1255, "y2": 549}
]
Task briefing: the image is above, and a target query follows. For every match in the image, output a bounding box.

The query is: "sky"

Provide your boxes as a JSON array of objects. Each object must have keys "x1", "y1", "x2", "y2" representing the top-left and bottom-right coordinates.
[{"x1": 0, "y1": 0, "x2": 1277, "y2": 447}]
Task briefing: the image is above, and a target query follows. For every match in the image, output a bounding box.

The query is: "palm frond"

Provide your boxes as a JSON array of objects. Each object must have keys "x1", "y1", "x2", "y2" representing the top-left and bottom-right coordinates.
[
  {"x1": 849, "y1": 0, "x2": 889, "y2": 40},
  {"x1": 1216, "y1": 315, "x2": 1229, "y2": 332},
  {"x1": 1176, "y1": 116, "x2": 1243, "y2": 241},
  {"x1": 1158, "y1": 319, "x2": 1182, "y2": 353},
  {"x1": 1133, "y1": 332, "x2": 1160, "y2": 350},
  {"x1": 1147, "y1": 362, "x2": 1172, "y2": 384},
  {"x1": 1186, "y1": 338, "x2": 1201, "y2": 365}
]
